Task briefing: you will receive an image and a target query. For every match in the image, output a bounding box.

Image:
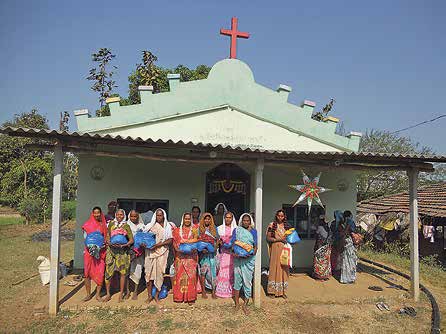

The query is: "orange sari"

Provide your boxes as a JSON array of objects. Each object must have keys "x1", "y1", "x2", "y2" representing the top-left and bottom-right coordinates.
[{"x1": 172, "y1": 226, "x2": 199, "y2": 303}]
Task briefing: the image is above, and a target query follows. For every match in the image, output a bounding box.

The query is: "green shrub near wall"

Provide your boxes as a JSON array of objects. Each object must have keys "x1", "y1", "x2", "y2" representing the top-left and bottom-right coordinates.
[{"x1": 61, "y1": 201, "x2": 76, "y2": 221}]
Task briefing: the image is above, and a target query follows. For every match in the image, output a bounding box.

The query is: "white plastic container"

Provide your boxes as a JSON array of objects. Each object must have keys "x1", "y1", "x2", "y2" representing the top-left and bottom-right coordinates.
[{"x1": 37, "y1": 256, "x2": 51, "y2": 285}]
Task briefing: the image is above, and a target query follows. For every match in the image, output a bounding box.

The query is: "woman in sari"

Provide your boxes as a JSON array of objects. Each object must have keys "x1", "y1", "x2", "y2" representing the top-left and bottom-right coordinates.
[
  {"x1": 82, "y1": 206, "x2": 107, "y2": 302},
  {"x1": 127, "y1": 210, "x2": 144, "y2": 300},
  {"x1": 198, "y1": 212, "x2": 218, "y2": 299},
  {"x1": 103, "y1": 209, "x2": 134, "y2": 302},
  {"x1": 231, "y1": 213, "x2": 257, "y2": 315},
  {"x1": 213, "y1": 202, "x2": 228, "y2": 227},
  {"x1": 312, "y1": 215, "x2": 332, "y2": 280},
  {"x1": 339, "y1": 213, "x2": 358, "y2": 284},
  {"x1": 172, "y1": 212, "x2": 199, "y2": 304},
  {"x1": 143, "y1": 208, "x2": 173, "y2": 303},
  {"x1": 215, "y1": 211, "x2": 237, "y2": 298},
  {"x1": 330, "y1": 210, "x2": 344, "y2": 276},
  {"x1": 266, "y1": 209, "x2": 291, "y2": 298}
]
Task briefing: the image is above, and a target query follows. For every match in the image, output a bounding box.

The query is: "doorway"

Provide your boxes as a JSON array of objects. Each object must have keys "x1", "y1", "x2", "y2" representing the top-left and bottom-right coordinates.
[{"x1": 205, "y1": 163, "x2": 250, "y2": 219}]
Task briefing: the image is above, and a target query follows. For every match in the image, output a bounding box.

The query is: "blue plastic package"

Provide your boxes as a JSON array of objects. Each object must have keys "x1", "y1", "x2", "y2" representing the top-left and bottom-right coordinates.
[
  {"x1": 85, "y1": 231, "x2": 104, "y2": 248},
  {"x1": 233, "y1": 244, "x2": 253, "y2": 257},
  {"x1": 133, "y1": 232, "x2": 156, "y2": 249},
  {"x1": 286, "y1": 230, "x2": 301, "y2": 244},
  {"x1": 110, "y1": 234, "x2": 128, "y2": 245},
  {"x1": 179, "y1": 242, "x2": 197, "y2": 254},
  {"x1": 196, "y1": 241, "x2": 215, "y2": 253},
  {"x1": 151, "y1": 284, "x2": 168, "y2": 299}
]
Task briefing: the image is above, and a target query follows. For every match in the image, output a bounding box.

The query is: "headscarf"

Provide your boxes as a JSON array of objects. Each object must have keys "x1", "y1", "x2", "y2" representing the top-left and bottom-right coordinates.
[
  {"x1": 199, "y1": 212, "x2": 217, "y2": 238},
  {"x1": 110, "y1": 209, "x2": 127, "y2": 228},
  {"x1": 217, "y1": 211, "x2": 237, "y2": 236},
  {"x1": 127, "y1": 210, "x2": 144, "y2": 234},
  {"x1": 179, "y1": 212, "x2": 194, "y2": 239},
  {"x1": 214, "y1": 203, "x2": 228, "y2": 216},
  {"x1": 143, "y1": 208, "x2": 173, "y2": 241},
  {"x1": 82, "y1": 209, "x2": 107, "y2": 236},
  {"x1": 238, "y1": 213, "x2": 255, "y2": 228}
]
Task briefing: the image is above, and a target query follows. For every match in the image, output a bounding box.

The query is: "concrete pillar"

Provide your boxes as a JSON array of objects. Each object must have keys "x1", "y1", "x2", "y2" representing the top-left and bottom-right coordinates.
[
  {"x1": 49, "y1": 143, "x2": 63, "y2": 315},
  {"x1": 407, "y1": 168, "x2": 420, "y2": 301},
  {"x1": 254, "y1": 158, "x2": 264, "y2": 308}
]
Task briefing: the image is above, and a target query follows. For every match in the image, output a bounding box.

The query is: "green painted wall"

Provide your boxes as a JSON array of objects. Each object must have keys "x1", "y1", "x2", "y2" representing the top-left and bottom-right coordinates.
[
  {"x1": 75, "y1": 59, "x2": 361, "y2": 152},
  {"x1": 74, "y1": 155, "x2": 357, "y2": 269}
]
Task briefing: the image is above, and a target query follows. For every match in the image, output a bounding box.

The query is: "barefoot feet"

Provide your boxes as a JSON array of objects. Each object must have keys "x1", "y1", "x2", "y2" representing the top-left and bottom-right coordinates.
[
  {"x1": 102, "y1": 294, "x2": 111, "y2": 302},
  {"x1": 82, "y1": 294, "x2": 93, "y2": 302}
]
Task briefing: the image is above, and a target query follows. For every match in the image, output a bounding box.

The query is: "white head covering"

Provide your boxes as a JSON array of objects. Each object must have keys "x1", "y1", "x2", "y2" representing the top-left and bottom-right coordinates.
[
  {"x1": 217, "y1": 211, "x2": 237, "y2": 236},
  {"x1": 143, "y1": 208, "x2": 173, "y2": 241},
  {"x1": 214, "y1": 202, "x2": 228, "y2": 216},
  {"x1": 111, "y1": 209, "x2": 127, "y2": 228},
  {"x1": 180, "y1": 212, "x2": 194, "y2": 239},
  {"x1": 127, "y1": 210, "x2": 144, "y2": 234},
  {"x1": 238, "y1": 213, "x2": 255, "y2": 228}
]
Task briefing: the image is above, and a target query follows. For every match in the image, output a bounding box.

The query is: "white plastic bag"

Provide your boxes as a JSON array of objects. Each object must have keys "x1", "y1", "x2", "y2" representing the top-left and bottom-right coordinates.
[{"x1": 37, "y1": 256, "x2": 51, "y2": 285}]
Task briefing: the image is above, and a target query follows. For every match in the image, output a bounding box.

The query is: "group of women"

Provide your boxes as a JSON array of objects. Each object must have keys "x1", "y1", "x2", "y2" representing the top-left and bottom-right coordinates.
[
  {"x1": 82, "y1": 203, "x2": 267, "y2": 313},
  {"x1": 82, "y1": 201, "x2": 355, "y2": 311},
  {"x1": 312, "y1": 210, "x2": 358, "y2": 284}
]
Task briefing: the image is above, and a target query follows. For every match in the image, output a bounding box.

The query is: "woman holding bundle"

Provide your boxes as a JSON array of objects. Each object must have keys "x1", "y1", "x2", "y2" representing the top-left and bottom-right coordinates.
[
  {"x1": 215, "y1": 211, "x2": 237, "y2": 298},
  {"x1": 82, "y1": 206, "x2": 107, "y2": 302},
  {"x1": 198, "y1": 213, "x2": 218, "y2": 299},
  {"x1": 231, "y1": 213, "x2": 257, "y2": 314},
  {"x1": 103, "y1": 209, "x2": 134, "y2": 302},
  {"x1": 172, "y1": 212, "x2": 199, "y2": 304}
]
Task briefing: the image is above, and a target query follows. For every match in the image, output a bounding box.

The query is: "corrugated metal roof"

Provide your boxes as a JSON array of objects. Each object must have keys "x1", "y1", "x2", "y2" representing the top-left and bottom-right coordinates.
[
  {"x1": 357, "y1": 183, "x2": 446, "y2": 217},
  {"x1": 1, "y1": 126, "x2": 446, "y2": 163}
]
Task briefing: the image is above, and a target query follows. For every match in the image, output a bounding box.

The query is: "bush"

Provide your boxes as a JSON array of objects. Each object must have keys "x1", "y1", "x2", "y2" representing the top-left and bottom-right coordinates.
[
  {"x1": 18, "y1": 197, "x2": 45, "y2": 224},
  {"x1": 61, "y1": 201, "x2": 76, "y2": 221}
]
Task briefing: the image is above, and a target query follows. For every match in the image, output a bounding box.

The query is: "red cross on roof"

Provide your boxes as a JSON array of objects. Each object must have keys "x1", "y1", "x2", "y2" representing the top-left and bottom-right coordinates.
[{"x1": 220, "y1": 17, "x2": 250, "y2": 59}]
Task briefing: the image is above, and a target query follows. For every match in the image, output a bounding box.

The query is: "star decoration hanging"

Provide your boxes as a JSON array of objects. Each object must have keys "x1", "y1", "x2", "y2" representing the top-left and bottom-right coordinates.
[{"x1": 288, "y1": 171, "x2": 331, "y2": 213}]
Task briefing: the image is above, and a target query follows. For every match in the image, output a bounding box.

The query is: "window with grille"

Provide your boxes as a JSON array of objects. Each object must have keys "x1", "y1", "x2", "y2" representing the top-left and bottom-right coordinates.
[
  {"x1": 282, "y1": 204, "x2": 325, "y2": 239},
  {"x1": 117, "y1": 198, "x2": 169, "y2": 216}
]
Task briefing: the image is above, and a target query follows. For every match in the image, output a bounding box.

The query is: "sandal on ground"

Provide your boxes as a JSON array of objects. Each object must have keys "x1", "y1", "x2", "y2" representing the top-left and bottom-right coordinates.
[
  {"x1": 399, "y1": 306, "x2": 416, "y2": 317},
  {"x1": 73, "y1": 275, "x2": 83, "y2": 282},
  {"x1": 368, "y1": 285, "x2": 383, "y2": 291},
  {"x1": 64, "y1": 281, "x2": 79, "y2": 286},
  {"x1": 376, "y1": 302, "x2": 390, "y2": 311}
]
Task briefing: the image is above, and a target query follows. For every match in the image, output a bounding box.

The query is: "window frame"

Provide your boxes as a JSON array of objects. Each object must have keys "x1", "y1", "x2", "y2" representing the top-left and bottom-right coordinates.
[
  {"x1": 117, "y1": 198, "x2": 169, "y2": 215},
  {"x1": 282, "y1": 203, "x2": 325, "y2": 239}
]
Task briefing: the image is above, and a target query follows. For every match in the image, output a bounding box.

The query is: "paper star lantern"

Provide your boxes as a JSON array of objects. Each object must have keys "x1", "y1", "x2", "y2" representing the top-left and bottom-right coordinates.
[{"x1": 288, "y1": 171, "x2": 330, "y2": 213}]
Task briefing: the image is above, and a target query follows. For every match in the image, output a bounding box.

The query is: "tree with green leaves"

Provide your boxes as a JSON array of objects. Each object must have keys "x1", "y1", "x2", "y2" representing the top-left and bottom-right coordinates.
[
  {"x1": 87, "y1": 48, "x2": 117, "y2": 117},
  {"x1": 0, "y1": 109, "x2": 51, "y2": 207},
  {"x1": 357, "y1": 129, "x2": 443, "y2": 201},
  {"x1": 124, "y1": 51, "x2": 211, "y2": 105},
  {"x1": 0, "y1": 109, "x2": 79, "y2": 220}
]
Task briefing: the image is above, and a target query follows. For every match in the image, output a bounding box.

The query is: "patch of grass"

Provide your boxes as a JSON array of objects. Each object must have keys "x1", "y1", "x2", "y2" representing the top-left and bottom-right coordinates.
[
  {"x1": 157, "y1": 317, "x2": 174, "y2": 330},
  {"x1": 155, "y1": 317, "x2": 185, "y2": 331},
  {"x1": 147, "y1": 305, "x2": 157, "y2": 314},
  {"x1": 93, "y1": 321, "x2": 124, "y2": 334},
  {"x1": 89, "y1": 307, "x2": 112, "y2": 320},
  {"x1": 59, "y1": 309, "x2": 79, "y2": 319},
  {"x1": 28, "y1": 317, "x2": 62, "y2": 333},
  {"x1": 0, "y1": 216, "x2": 24, "y2": 225},
  {"x1": 358, "y1": 248, "x2": 446, "y2": 291},
  {"x1": 66, "y1": 322, "x2": 88, "y2": 334}
]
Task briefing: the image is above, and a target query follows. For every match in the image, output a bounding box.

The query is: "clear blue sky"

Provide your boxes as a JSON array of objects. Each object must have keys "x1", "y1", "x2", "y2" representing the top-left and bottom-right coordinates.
[{"x1": 1, "y1": 0, "x2": 445, "y2": 153}]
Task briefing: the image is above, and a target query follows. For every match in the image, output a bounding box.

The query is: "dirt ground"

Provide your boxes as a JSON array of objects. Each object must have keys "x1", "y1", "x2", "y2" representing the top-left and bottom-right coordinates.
[{"x1": 0, "y1": 222, "x2": 441, "y2": 333}]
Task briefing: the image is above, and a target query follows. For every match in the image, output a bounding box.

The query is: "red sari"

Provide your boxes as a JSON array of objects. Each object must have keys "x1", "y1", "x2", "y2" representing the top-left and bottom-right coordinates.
[
  {"x1": 82, "y1": 212, "x2": 107, "y2": 285},
  {"x1": 173, "y1": 226, "x2": 198, "y2": 303}
]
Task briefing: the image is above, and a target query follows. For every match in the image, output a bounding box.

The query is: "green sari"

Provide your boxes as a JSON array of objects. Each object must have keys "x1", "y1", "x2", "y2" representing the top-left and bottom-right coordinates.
[{"x1": 233, "y1": 227, "x2": 257, "y2": 298}]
